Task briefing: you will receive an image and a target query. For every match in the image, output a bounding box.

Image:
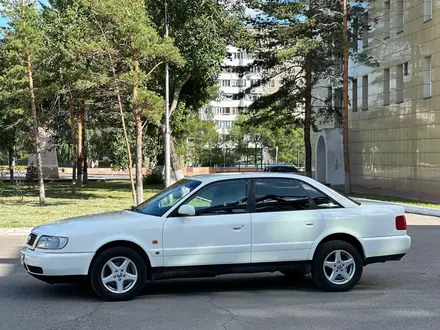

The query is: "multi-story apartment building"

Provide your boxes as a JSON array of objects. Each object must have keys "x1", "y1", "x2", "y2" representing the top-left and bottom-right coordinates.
[
  {"x1": 312, "y1": 0, "x2": 440, "y2": 196},
  {"x1": 201, "y1": 46, "x2": 280, "y2": 139}
]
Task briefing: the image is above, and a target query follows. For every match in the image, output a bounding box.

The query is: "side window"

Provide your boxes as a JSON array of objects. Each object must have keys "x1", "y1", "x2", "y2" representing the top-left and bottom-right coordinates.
[
  {"x1": 255, "y1": 179, "x2": 310, "y2": 212},
  {"x1": 300, "y1": 183, "x2": 341, "y2": 209},
  {"x1": 184, "y1": 180, "x2": 248, "y2": 216}
]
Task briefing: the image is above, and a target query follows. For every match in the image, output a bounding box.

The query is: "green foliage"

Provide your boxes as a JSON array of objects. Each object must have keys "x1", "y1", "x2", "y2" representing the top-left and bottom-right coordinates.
[
  {"x1": 0, "y1": 180, "x2": 5, "y2": 196},
  {"x1": 172, "y1": 105, "x2": 219, "y2": 166},
  {"x1": 243, "y1": 0, "x2": 375, "y2": 118},
  {"x1": 143, "y1": 171, "x2": 163, "y2": 185},
  {"x1": 149, "y1": 0, "x2": 252, "y2": 124},
  {"x1": 230, "y1": 115, "x2": 305, "y2": 165}
]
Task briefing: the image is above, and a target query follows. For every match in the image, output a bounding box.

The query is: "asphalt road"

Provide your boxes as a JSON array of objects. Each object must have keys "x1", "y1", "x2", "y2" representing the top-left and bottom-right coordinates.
[{"x1": 1, "y1": 214, "x2": 440, "y2": 330}]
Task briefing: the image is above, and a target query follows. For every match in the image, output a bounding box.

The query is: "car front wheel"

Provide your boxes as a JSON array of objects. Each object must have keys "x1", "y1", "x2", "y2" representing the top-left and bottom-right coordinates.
[
  {"x1": 312, "y1": 240, "x2": 363, "y2": 292},
  {"x1": 90, "y1": 247, "x2": 147, "y2": 301}
]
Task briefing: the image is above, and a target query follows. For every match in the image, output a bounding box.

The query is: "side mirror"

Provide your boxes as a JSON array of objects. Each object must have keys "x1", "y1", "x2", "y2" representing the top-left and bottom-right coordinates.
[{"x1": 178, "y1": 205, "x2": 196, "y2": 217}]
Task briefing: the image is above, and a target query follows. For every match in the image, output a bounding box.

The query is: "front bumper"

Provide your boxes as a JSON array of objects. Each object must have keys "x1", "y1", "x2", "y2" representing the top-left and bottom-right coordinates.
[{"x1": 20, "y1": 248, "x2": 94, "y2": 277}]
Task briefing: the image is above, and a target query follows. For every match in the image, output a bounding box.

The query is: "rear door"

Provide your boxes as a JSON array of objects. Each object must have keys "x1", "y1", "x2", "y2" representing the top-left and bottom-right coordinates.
[{"x1": 250, "y1": 178, "x2": 325, "y2": 263}]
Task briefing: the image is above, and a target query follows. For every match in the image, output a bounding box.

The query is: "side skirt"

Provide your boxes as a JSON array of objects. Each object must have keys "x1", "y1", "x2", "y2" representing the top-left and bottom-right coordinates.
[{"x1": 150, "y1": 261, "x2": 312, "y2": 281}]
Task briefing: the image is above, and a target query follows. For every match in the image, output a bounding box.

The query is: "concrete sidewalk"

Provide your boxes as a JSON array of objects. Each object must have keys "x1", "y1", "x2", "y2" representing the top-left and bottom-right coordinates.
[{"x1": 348, "y1": 185, "x2": 440, "y2": 204}]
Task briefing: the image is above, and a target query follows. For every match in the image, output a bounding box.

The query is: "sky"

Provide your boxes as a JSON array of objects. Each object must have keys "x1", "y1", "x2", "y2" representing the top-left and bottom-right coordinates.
[{"x1": 0, "y1": 0, "x2": 48, "y2": 27}]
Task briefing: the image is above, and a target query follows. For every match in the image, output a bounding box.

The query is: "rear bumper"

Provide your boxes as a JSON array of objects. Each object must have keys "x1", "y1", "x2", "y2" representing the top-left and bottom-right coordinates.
[
  {"x1": 360, "y1": 235, "x2": 411, "y2": 261},
  {"x1": 20, "y1": 248, "x2": 94, "y2": 276},
  {"x1": 364, "y1": 253, "x2": 406, "y2": 265}
]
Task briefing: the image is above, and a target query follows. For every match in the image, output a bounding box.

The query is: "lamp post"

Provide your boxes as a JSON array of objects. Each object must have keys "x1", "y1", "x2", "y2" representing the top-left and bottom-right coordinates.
[{"x1": 164, "y1": 0, "x2": 171, "y2": 187}]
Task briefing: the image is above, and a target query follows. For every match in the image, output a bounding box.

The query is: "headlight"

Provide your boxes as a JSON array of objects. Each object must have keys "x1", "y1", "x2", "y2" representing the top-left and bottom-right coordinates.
[{"x1": 36, "y1": 235, "x2": 69, "y2": 250}]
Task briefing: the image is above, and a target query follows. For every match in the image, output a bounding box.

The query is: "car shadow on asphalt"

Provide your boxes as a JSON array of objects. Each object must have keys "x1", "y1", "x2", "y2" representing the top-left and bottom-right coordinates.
[
  {"x1": 7, "y1": 270, "x2": 399, "y2": 302},
  {"x1": 140, "y1": 274, "x2": 319, "y2": 297}
]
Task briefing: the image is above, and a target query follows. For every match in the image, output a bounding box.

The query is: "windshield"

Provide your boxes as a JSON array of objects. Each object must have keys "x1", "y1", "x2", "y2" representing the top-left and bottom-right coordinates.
[{"x1": 133, "y1": 179, "x2": 202, "y2": 216}]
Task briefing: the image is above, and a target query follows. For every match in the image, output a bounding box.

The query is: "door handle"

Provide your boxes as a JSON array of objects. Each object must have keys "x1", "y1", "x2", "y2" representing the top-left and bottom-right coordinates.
[
  {"x1": 233, "y1": 225, "x2": 244, "y2": 230},
  {"x1": 305, "y1": 221, "x2": 315, "y2": 226}
]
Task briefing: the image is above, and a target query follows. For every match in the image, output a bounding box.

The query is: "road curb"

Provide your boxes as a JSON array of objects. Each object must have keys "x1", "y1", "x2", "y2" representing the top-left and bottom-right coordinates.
[{"x1": 353, "y1": 198, "x2": 440, "y2": 217}]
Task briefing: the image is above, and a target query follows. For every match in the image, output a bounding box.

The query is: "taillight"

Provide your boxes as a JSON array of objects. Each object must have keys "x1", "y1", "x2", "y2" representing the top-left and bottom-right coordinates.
[{"x1": 396, "y1": 215, "x2": 407, "y2": 230}]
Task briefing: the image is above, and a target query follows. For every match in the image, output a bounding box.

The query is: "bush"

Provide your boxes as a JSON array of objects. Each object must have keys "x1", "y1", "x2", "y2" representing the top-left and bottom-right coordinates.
[
  {"x1": 0, "y1": 180, "x2": 5, "y2": 196},
  {"x1": 143, "y1": 171, "x2": 163, "y2": 185}
]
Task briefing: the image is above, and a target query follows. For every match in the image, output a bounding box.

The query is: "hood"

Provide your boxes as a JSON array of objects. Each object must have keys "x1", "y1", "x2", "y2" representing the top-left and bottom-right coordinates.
[{"x1": 32, "y1": 210, "x2": 147, "y2": 236}]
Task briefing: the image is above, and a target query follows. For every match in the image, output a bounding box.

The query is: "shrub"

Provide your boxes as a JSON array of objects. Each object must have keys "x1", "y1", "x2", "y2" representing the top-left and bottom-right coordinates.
[{"x1": 143, "y1": 171, "x2": 163, "y2": 185}]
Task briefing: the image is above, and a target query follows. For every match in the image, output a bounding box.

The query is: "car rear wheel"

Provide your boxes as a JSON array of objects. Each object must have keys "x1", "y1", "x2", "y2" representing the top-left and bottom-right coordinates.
[
  {"x1": 312, "y1": 240, "x2": 363, "y2": 292},
  {"x1": 90, "y1": 247, "x2": 147, "y2": 301}
]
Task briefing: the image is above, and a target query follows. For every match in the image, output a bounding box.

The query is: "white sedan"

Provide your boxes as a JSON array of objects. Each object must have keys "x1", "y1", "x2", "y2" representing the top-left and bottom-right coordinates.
[{"x1": 21, "y1": 173, "x2": 411, "y2": 301}]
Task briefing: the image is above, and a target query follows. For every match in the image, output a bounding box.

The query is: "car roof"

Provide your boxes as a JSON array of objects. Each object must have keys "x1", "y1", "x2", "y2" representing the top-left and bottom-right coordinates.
[
  {"x1": 189, "y1": 172, "x2": 306, "y2": 184},
  {"x1": 266, "y1": 164, "x2": 296, "y2": 167}
]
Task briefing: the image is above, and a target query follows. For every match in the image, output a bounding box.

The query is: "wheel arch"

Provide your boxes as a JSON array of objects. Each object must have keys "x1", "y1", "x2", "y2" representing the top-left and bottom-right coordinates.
[
  {"x1": 310, "y1": 233, "x2": 365, "y2": 262},
  {"x1": 88, "y1": 240, "x2": 152, "y2": 279}
]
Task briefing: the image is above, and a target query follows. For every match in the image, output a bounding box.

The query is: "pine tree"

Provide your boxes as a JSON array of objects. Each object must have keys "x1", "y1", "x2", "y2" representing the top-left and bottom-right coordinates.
[{"x1": 0, "y1": 0, "x2": 47, "y2": 204}]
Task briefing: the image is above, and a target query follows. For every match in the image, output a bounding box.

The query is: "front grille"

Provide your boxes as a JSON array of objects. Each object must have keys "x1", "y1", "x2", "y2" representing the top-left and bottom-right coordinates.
[{"x1": 27, "y1": 233, "x2": 37, "y2": 246}]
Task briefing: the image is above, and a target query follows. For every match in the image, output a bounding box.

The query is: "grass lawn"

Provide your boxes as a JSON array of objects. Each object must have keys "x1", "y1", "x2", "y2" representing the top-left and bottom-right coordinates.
[
  {"x1": 0, "y1": 181, "x2": 162, "y2": 228},
  {"x1": 349, "y1": 192, "x2": 440, "y2": 209}
]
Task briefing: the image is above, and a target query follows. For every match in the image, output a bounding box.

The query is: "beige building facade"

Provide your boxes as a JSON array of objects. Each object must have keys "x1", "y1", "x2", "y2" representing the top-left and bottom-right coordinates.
[{"x1": 312, "y1": 0, "x2": 440, "y2": 195}]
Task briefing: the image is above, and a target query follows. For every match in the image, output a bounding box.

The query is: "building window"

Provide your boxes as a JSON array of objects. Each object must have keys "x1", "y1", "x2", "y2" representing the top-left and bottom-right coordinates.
[
  {"x1": 334, "y1": 88, "x2": 343, "y2": 128},
  {"x1": 404, "y1": 62, "x2": 409, "y2": 75},
  {"x1": 222, "y1": 80, "x2": 230, "y2": 87},
  {"x1": 396, "y1": 0, "x2": 404, "y2": 33},
  {"x1": 396, "y1": 64, "x2": 404, "y2": 103},
  {"x1": 353, "y1": 17, "x2": 359, "y2": 51},
  {"x1": 362, "y1": 75, "x2": 368, "y2": 110},
  {"x1": 424, "y1": 56, "x2": 432, "y2": 98},
  {"x1": 222, "y1": 107, "x2": 231, "y2": 114},
  {"x1": 234, "y1": 52, "x2": 245, "y2": 60},
  {"x1": 383, "y1": 68, "x2": 390, "y2": 105},
  {"x1": 384, "y1": 1, "x2": 390, "y2": 39},
  {"x1": 362, "y1": 12, "x2": 369, "y2": 48},
  {"x1": 326, "y1": 86, "x2": 333, "y2": 109},
  {"x1": 267, "y1": 79, "x2": 275, "y2": 88},
  {"x1": 352, "y1": 79, "x2": 358, "y2": 112},
  {"x1": 231, "y1": 80, "x2": 246, "y2": 87},
  {"x1": 424, "y1": 0, "x2": 432, "y2": 22}
]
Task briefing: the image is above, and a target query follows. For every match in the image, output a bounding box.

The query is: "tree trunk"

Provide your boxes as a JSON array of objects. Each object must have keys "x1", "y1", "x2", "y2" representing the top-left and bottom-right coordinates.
[
  {"x1": 76, "y1": 101, "x2": 84, "y2": 185},
  {"x1": 131, "y1": 38, "x2": 143, "y2": 205},
  {"x1": 117, "y1": 91, "x2": 136, "y2": 204},
  {"x1": 68, "y1": 93, "x2": 77, "y2": 192},
  {"x1": 304, "y1": 53, "x2": 313, "y2": 178},
  {"x1": 26, "y1": 53, "x2": 45, "y2": 205},
  {"x1": 110, "y1": 60, "x2": 136, "y2": 204},
  {"x1": 8, "y1": 146, "x2": 15, "y2": 182},
  {"x1": 170, "y1": 134, "x2": 185, "y2": 184},
  {"x1": 166, "y1": 74, "x2": 191, "y2": 182},
  {"x1": 135, "y1": 109, "x2": 143, "y2": 205},
  {"x1": 82, "y1": 103, "x2": 88, "y2": 184}
]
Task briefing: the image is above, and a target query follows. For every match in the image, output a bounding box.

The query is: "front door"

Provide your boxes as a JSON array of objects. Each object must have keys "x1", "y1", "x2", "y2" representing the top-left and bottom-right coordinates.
[
  {"x1": 250, "y1": 178, "x2": 325, "y2": 263},
  {"x1": 163, "y1": 179, "x2": 251, "y2": 267}
]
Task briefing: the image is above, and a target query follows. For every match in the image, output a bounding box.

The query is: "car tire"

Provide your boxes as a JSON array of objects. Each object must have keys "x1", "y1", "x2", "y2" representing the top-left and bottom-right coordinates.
[
  {"x1": 312, "y1": 240, "x2": 363, "y2": 292},
  {"x1": 90, "y1": 247, "x2": 147, "y2": 301}
]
